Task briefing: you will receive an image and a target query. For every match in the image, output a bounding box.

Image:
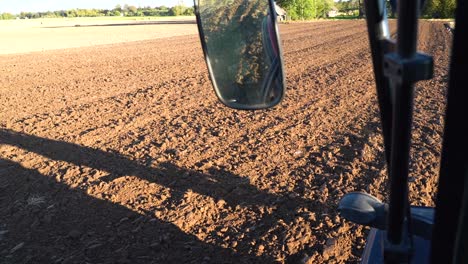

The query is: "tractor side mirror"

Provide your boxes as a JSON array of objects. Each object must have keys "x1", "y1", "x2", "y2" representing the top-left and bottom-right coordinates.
[{"x1": 194, "y1": 0, "x2": 285, "y2": 110}]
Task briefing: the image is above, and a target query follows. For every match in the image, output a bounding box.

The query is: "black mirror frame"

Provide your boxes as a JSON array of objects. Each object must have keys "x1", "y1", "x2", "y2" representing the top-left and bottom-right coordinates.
[{"x1": 193, "y1": 0, "x2": 286, "y2": 110}]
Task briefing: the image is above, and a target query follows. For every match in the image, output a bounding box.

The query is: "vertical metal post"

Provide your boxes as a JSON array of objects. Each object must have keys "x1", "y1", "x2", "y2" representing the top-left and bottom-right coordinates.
[
  {"x1": 386, "y1": 0, "x2": 420, "y2": 244},
  {"x1": 431, "y1": 0, "x2": 468, "y2": 262}
]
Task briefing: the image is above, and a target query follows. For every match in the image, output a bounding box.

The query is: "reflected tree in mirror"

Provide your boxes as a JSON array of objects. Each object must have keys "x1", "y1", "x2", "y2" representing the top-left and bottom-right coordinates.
[{"x1": 195, "y1": 0, "x2": 285, "y2": 109}]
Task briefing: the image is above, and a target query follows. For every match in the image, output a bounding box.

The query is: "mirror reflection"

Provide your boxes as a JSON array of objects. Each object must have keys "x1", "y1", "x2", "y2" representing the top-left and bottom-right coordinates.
[{"x1": 196, "y1": 0, "x2": 285, "y2": 109}]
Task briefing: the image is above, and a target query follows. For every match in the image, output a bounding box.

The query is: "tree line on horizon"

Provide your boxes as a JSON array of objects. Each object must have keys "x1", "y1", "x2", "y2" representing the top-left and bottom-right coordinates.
[
  {"x1": 276, "y1": 0, "x2": 455, "y2": 20},
  {"x1": 0, "y1": 4, "x2": 194, "y2": 20},
  {"x1": 277, "y1": 0, "x2": 335, "y2": 19},
  {"x1": 0, "y1": 0, "x2": 456, "y2": 20}
]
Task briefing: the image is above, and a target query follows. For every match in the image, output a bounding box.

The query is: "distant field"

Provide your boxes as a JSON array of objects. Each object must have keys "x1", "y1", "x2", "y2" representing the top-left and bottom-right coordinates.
[{"x1": 0, "y1": 16, "x2": 197, "y2": 54}]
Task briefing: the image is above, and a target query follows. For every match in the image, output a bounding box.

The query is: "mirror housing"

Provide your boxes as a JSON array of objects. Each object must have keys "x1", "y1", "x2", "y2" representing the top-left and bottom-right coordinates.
[{"x1": 194, "y1": 0, "x2": 285, "y2": 110}]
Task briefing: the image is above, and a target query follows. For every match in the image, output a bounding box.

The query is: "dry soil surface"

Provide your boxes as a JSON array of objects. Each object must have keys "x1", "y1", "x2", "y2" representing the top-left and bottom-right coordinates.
[{"x1": 0, "y1": 20, "x2": 450, "y2": 263}]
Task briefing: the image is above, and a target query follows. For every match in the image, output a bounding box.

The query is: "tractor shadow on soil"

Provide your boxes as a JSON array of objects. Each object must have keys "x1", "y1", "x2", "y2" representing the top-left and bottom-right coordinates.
[
  {"x1": 0, "y1": 129, "x2": 323, "y2": 263},
  {"x1": 0, "y1": 157, "x2": 262, "y2": 263}
]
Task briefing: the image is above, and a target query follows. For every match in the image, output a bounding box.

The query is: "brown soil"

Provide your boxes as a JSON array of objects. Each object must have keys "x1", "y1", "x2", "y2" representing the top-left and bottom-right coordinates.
[{"x1": 0, "y1": 20, "x2": 450, "y2": 263}]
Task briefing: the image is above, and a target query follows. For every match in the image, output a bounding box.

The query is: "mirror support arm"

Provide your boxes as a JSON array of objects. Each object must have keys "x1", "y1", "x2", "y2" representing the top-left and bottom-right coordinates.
[{"x1": 363, "y1": 0, "x2": 393, "y2": 169}]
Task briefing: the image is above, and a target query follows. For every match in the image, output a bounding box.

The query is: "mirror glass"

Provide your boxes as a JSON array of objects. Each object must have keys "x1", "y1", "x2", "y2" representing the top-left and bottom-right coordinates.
[{"x1": 195, "y1": 0, "x2": 285, "y2": 109}]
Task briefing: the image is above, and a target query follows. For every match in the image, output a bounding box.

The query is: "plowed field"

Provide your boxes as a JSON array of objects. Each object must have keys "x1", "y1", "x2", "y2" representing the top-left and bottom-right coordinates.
[{"x1": 0, "y1": 20, "x2": 450, "y2": 263}]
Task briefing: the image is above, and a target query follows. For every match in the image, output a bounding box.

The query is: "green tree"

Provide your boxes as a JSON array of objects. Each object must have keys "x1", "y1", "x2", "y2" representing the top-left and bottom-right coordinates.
[
  {"x1": 439, "y1": 0, "x2": 456, "y2": 18},
  {"x1": 277, "y1": 0, "x2": 334, "y2": 20},
  {"x1": 423, "y1": 0, "x2": 441, "y2": 17},
  {"x1": 127, "y1": 5, "x2": 138, "y2": 16},
  {"x1": 169, "y1": 5, "x2": 186, "y2": 16},
  {"x1": 110, "y1": 10, "x2": 121, "y2": 16},
  {"x1": 183, "y1": 7, "x2": 195, "y2": 16},
  {"x1": 298, "y1": 0, "x2": 315, "y2": 19},
  {"x1": 0, "y1": 12, "x2": 15, "y2": 20},
  {"x1": 422, "y1": 0, "x2": 455, "y2": 18},
  {"x1": 109, "y1": 5, "x2": 122, "y2": 16},
  {"x1": 277, "y1": 0, "x2": 298, "y2": 19},
  {"x1": 317, "y1": 0, "x2": 334, "y2": 18},
  {"x1": 335, "y1": 0, "x2": 360, "y2": 16}
]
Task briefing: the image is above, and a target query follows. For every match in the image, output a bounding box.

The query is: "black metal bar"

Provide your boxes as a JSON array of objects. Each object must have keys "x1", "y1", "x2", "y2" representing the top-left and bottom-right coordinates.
[
  {"x1": 386, "y1": 0, "x2": 420, "y2": 244},
  {"x1": 363, "y1": 0, "x2": 393, "y2": 168},
  {"x1": 430, "y1": 0, "x2": 468, "y2": 262},
  {"x1": 386, "y1": 83, "x2": 414, "y2": 244},
  {"x1": 397, "y1": 0, "x2": 418, "y2": 58},
  {"x1": 454, "y1": 173, "x2": 468, "y2": 263}
]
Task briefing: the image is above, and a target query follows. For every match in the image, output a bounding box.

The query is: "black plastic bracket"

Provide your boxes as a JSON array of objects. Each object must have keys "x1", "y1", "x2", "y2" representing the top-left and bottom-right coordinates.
[
  {"x1": 384, "y1": 227, "x2": 413, "y2": 263},
  {"x1": 383, "y1": 52, "x2": 434, "y2": 84}
]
